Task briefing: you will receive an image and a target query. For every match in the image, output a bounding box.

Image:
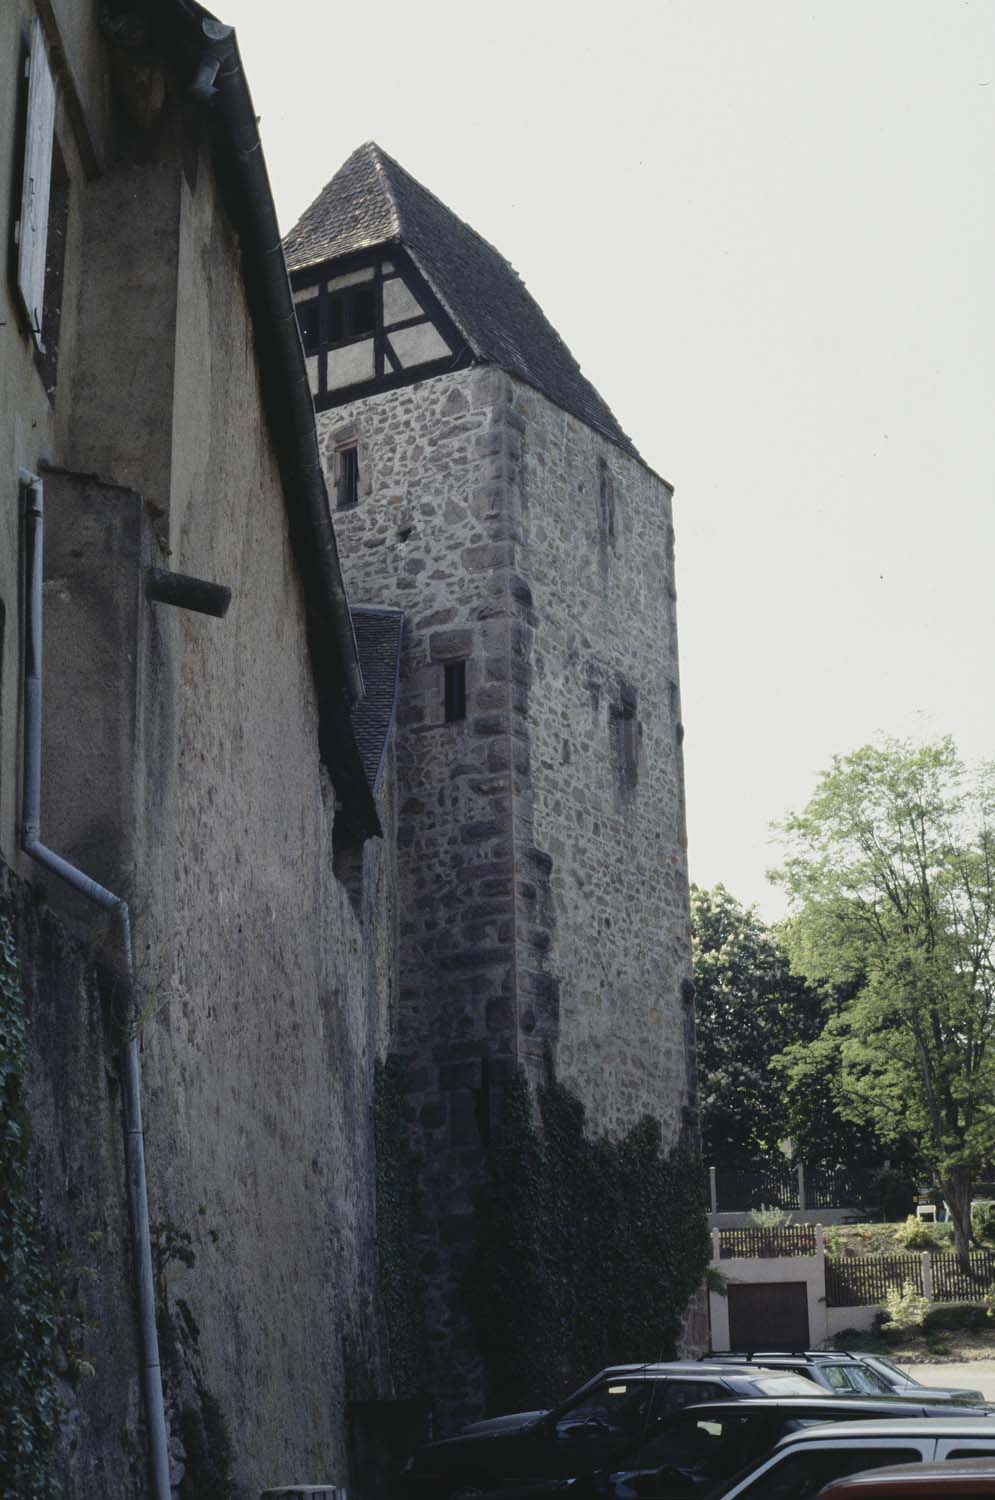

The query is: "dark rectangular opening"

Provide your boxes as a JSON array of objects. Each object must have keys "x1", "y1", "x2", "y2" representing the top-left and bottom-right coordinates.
[
  {"x1": 296, "y1": 297, "x2": 319, "y2": 354},
  {"x1": 337, "y1": 445, "x2": 359, "y2": 510},
  {"x1": 346, "y1": 283, "x2": 376, "y2": 337},
  {"x1": 444, "y1": 660, "x2": 466, "y2": 723},
  {"x1": 327, "y1": 284, "x2": 377, "y2": 345}
]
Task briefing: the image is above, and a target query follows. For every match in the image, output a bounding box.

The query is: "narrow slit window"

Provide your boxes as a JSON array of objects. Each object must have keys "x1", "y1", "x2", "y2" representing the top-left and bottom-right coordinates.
[
  {"x1": 444, "y1": 660, "x2": 466, "y2": 723},
  {"x1": 337, "y1": 444, "x2": 359, "y2": 510}
]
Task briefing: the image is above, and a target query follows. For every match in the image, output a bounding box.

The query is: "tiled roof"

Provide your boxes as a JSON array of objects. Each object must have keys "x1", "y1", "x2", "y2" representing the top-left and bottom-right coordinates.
[
  {"x1": 283, "y1": 142, "x2": 639, "y2": 459},
  {"x1": 349, "y1": 607, "x2": 404, "y2": 794}
]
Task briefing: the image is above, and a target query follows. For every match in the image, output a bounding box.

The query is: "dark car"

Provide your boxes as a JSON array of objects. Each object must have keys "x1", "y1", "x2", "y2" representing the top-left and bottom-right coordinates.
[
  {"x1": 402, "y1": 1364, "x2": 826, "y2": 1500},
  {"x1": 608, "y1": 1398, "x2": 995, "y2": 1500}
]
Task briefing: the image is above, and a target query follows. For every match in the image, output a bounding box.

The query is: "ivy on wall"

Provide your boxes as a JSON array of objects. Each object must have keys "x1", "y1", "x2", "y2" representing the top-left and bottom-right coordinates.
[
  {"x1": 374, "y1": 1056, "x2": 426, "y2": 1394},
  {"x1": 0, "y1": 909, "x2": 59, "y2": 1499},
  {"x1": 466, "y1": 1063, "x2": 709, "y2": 1414}
]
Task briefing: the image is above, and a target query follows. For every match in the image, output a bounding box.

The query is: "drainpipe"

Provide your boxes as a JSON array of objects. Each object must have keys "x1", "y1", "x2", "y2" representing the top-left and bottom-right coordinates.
[{"x1": 19, "y1": 470, "x2": 171, "y2": 1500}]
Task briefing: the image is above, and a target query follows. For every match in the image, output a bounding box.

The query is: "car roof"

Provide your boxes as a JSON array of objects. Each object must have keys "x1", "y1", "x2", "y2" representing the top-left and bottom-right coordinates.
[
  {"x1": 598, "y1": 1363, "x2": 796, "y2": 1380},
  {"x1": 710, "y1": 1352, "x2": 866, "y2": 1365},
  {"x1": 818, "y1": 1457, "x2": 995, "y2": 1498},
  {"x1": 779, "y1": 1418, "x2": 995, "y2": 1447},
  {"x1": 681, "y1": 1399, "x2": 985, "y2": 1417}
]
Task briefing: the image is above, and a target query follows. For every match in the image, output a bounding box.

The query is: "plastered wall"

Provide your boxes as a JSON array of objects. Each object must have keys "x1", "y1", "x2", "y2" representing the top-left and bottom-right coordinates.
[{"x1": 1, "y1": 10, "x2": 400, "y2": 1493}]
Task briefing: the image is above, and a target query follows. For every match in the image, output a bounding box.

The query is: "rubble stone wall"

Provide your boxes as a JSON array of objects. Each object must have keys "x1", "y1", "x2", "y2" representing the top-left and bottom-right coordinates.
[{"x1": 320, "y1": 364, "x2": 696, "y2": 1418}]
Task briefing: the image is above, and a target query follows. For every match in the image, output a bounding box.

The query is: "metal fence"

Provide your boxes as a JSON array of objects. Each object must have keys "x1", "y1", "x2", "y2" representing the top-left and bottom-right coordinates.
[
  {"x1": 718, "y1": 1225, "x2": 817, "y2": 1260},
  {"x1": 931, "y1": 1250, "x2": 995, "y2": 1301},
  {"x1": 806, "y1": 1164, "x2": 882, "y2": 1212},
  {"x1": 709, "y1": 1161, "x2": 916, "y2": 1217},
  {"x1": 824, "y1": 1254, "x2": 923, "y2": 1307},
  {"x1": 713, "y1": 1165, "x2": 799, "y2": 1212}
]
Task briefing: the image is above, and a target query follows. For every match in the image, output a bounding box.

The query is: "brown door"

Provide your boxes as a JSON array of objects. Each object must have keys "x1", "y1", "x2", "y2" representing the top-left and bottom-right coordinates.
[{"x1": 727, "y1": 1281, "x2": 809, "y2": 1349}]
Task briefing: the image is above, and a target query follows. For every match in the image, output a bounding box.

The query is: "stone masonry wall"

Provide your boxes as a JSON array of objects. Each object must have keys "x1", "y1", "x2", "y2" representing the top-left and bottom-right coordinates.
[
  {"x1": 507, "y1": 378, "x2": 695, "y2": 1140},
  {"x1": 320, "y1": 364, "x2": 696, "y2": 1418},
  {"x1": 320, "y1": 367, "x2": 521, "y2": 1421}
]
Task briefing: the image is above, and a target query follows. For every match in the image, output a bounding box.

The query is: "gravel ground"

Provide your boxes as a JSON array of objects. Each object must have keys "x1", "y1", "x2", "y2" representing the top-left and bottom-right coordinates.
[{"x1": 902, "y1": 1360, "x2": 995, "y2": 1403}]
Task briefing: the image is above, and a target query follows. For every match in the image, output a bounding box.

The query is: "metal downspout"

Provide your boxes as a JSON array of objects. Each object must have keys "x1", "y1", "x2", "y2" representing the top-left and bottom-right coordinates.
[{"x1": 19, "y1": 470, "x2": 171, "y2": 1500}]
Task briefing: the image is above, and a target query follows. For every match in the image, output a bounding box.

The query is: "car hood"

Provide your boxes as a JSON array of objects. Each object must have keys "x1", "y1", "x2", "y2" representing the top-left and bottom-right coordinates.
[{"x1": 902, "y1": 1386, "x2": 986, "y2": 1404}]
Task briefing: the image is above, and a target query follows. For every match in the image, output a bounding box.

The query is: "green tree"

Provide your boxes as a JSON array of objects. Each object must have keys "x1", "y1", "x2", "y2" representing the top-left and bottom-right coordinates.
[
  {"x1": 771, "y1": 738, "x2": 995, "y2": 1268},
  {"x1": 692, "y1": 884, "x2": 830, "y2": 1165}
]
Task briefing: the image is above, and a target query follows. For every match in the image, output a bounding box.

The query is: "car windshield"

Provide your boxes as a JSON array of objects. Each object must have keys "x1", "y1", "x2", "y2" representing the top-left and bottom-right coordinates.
[
  {"x1": 867, "y1": 1356, "x2": 912, "y2": 1383},
  {"x1": 751, "y1": 1377, "x2": 826, "y2": 1397},
  {"x1": 823, "y1": 1364, "x2": 890, "y2": 1395}
]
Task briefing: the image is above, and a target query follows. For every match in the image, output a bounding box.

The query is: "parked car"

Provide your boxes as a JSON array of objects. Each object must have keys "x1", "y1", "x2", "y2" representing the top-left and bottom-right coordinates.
[
  {"x1": 401, "y1": 1364, "x2": 825, "y2": 1500},
  {"x1": 817, "y1": 1456, "x2": 995, "y2": 1499},
  {"x1": 701, "y1": 1418, "x2": 995, "y2": 1500},
  {"x1": 708, "y1": 1355, "x2": 902, "y2": 1399},
  {"x1": 856, "y1": 1355, "x2": 984, "y2": 1407},
  {"x1": 608, "y1": 1401, "x2": 995, "y2": 1500}
]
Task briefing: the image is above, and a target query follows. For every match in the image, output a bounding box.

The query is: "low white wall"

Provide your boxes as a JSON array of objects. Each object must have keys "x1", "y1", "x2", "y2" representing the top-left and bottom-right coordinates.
[
  {"x1": 826, "y1": 1305, "x2": 881, "y2": 1335},
  {"x1": 710, "y1": 1252, "x2": 829, "y2": 1349}
]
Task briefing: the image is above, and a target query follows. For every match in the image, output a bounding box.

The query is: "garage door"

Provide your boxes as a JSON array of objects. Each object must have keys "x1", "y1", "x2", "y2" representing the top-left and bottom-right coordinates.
[{"x1": 727, "y1": 1281, "x2": 809, "y2": 1349}]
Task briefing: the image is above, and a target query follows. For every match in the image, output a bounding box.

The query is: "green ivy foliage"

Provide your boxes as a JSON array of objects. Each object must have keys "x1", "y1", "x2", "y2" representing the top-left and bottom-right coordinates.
[
  {"x1": 374, "y1": 1057, "x2": 426, "y2": 1394},
  {"x1": 467, "y1": 1063, "x2": 709, "y2": 1414},
  {"x1": 0, "y1": 910, "x2": 59, "y2": 1499}
]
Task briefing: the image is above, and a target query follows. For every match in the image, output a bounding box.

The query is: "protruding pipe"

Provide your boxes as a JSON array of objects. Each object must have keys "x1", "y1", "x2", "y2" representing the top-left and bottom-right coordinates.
[{"x1": 147, "y1": 566, "x2": 232, "y2": 618}]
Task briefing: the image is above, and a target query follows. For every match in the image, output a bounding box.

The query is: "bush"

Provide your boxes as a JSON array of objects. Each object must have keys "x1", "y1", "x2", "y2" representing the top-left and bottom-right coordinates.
[
  {"x1": 896, "y1": 1214, "x2": 943, "y2": 1252},
  {"x1": 922, "y1": 1301, "x2": 989, "y2": 1332},
  {"x1": 973, "y1": 1202, "x2": 995, "y2": 1245},
  {"x1": 748, "y1": 1204, "x2": 794, "y2": 1229},
  {"x1": 882, "y1": 1279, "x2": 929, "y2": 1331}
]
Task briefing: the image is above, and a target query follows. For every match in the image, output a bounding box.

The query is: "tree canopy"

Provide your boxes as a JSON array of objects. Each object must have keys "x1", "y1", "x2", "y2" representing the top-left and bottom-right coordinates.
[
  {"x1": 771, "y1": 737, "x2": 995, "y2": 1266},
  {"x1": 691, "y1": 883, "x2": 853, "y2": 1166}
]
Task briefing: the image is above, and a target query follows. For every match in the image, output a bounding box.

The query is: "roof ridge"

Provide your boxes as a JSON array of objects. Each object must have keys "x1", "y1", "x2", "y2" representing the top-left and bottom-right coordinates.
[{"x1": 367, "y1": 143, "x2": 403, "y2": 240}]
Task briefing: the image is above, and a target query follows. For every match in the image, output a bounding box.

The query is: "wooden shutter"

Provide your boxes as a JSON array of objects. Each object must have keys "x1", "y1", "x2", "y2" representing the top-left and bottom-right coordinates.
[{"x1": 17, "y1": 18, "x2": 56, "y2": 351}]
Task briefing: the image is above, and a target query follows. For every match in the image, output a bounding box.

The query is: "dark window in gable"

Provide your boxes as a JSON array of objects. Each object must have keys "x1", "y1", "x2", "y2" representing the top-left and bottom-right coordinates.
[
  {"x1": 327, "y1": 283, "x2": 376, "y2": 346},
  {"x1": 336, "y1": 444, "x2": 359, "y2": 510},
  {"x1": 444, "y1": 660, "x2": 466, "y2": 723},
  {"x1": 346, "y1": 283, "x2": 376, "y2": 337}
]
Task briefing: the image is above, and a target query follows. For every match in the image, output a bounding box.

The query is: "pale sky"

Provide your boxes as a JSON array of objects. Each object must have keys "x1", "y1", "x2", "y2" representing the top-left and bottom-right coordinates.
[{"x1": 230, "y1": 0, "x2": 995, "y2": 919}]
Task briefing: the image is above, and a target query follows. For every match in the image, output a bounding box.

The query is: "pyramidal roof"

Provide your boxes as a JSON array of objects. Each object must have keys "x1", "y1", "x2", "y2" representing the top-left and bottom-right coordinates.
[{"x1": 283, "y1": 142, "x2": 638, "y2": 458}]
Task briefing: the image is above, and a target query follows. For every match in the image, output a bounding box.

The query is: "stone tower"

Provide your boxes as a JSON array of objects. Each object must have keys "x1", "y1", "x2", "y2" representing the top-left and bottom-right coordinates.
[{"x1": 284, "y1": 143, "x2": 697, "y2": 1418}]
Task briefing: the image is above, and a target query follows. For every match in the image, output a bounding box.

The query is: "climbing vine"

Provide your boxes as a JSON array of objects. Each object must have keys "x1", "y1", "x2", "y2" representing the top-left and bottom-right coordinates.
[
  {"x1": 0, "y1": 909, "x2": 59, "y2": 1499},
  {"x1": 467, "y1": 1062, "x2": 709, "y2": 1414},
  {"x1": 374, "y1": 1056, "x2": 426, "y2": 1394}
]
